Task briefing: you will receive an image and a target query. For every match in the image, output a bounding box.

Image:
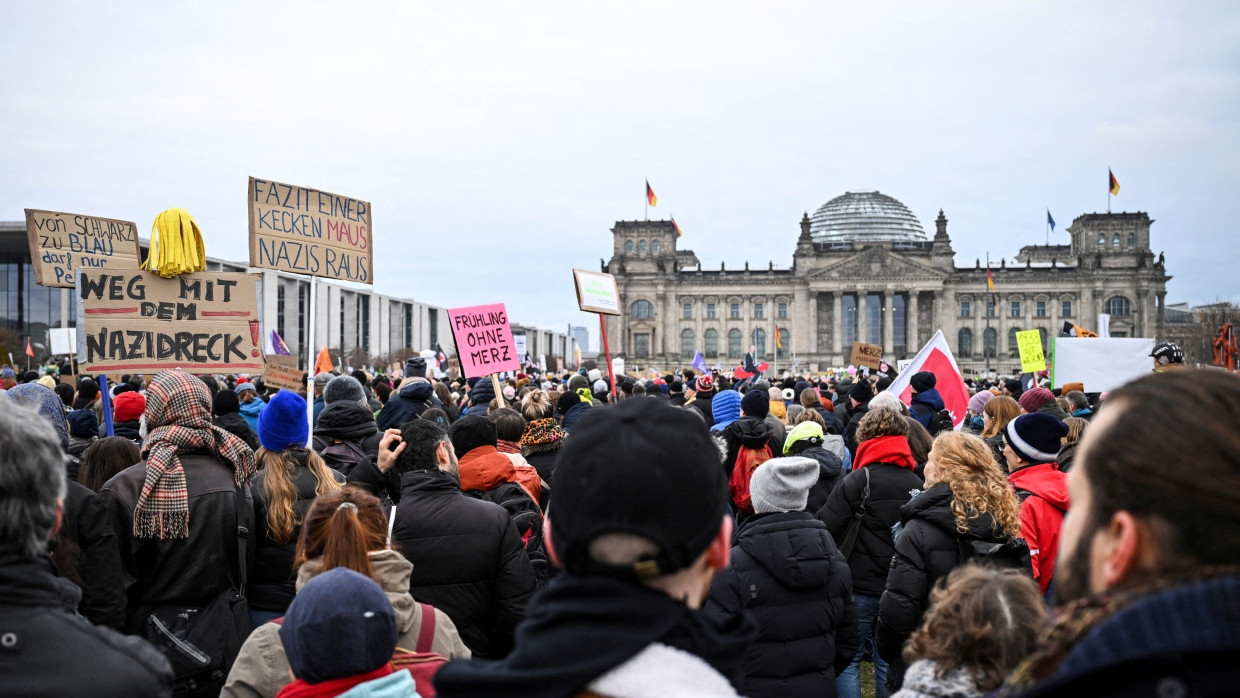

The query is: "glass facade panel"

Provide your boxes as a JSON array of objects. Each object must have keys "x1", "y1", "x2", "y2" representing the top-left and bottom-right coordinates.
[
  {"x1": 893, "y1": 294, "x2": 906, "y2": 348},
  {"x1": 866, "y1": 293, "x2": 881, "y2": 345},
  {"x1": 841, "y1": 294, "x2": 857, "y2": 348}
]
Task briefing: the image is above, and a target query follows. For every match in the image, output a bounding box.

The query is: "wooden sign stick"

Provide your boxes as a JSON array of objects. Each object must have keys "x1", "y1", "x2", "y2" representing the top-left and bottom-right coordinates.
[{"x1": 491, "y1": 373, "x2": 506, "y2": 409}]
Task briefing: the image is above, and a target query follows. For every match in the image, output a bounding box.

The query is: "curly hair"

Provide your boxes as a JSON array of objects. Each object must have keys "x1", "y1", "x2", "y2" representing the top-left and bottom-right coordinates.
[
  {"x1": 856, "y1": 406, "x2": 909, "y2": 443},
  {"x1": 904, "y1": 564, "x2": 1046, "y2": 691},
  {"x1": 929, "y1": 431, "x2": 1022, "y2": 538}
]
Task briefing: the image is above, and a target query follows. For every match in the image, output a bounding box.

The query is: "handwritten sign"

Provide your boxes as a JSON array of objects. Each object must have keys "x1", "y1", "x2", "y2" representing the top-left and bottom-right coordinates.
[
  {"x1": 573, "y1": 269, "x2": 620, "y2": 315},
  {"x1": 447, "y1": 303, "x2": 520, "y2": 379},
  {"x1": 76, "y1": 270, "x2": 264, "y2": 374},
  {"x1": 849, "y1": 342, "x2": 883, "y2": 370},
  {"x1": 1016, "y1": 329, "x2": 1047, "y2": 373},
  {"x1": 247, "y1": 177, "x2": 373, "y2": 284},
  {"x1": 24, "y1": 209, "x2": 141, "y2": 288},
  {"x1": 263, "y1": 354, "x2": 305, "y2": 392}
]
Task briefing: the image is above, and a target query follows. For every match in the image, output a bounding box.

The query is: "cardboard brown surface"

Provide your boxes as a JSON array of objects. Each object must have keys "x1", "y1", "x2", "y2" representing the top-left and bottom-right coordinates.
[
  {"x1": 77, "y1": 270, "x2": 265, "y2": 374},
  {"x1": 24, "y1": 209, "x2": 142, "y2": 288},
  {"x1": 247, "y1": 177, "x2": 373, "y2": 284},
  {"x1": 849, "y1": 342, "x2": 883, "y2": 370},
  {"x1": 263, "y1": 355, "x2": 304, "y2": 392}
]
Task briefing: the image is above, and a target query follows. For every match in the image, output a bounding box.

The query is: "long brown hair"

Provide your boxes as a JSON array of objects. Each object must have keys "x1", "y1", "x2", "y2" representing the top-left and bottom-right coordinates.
[
  {"x1": 78, "y1": 436, "x2": 142, "y2": 492},
  {"x1": 981, "y1": 396, "x2": 1021, "y2": 439},
  {"x1": 929, "y1": 431, "x2": 1022, "y2": 538},
  {"x1": 904, "y1": 564, "x2": 1046, "y2": 691},
  {"x1": 256, "y1": 447, "x2": 342, "y2": 544},
  {"x1": 294, "y1": 486, "x2": 389, "y2": 579}
]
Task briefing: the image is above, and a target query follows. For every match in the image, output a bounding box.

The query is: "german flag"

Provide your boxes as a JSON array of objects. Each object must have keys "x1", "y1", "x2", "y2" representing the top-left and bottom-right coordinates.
[
  {"x1": 646, "y1": 180, "x2": 657, "y2": 207},
  {"x1": 671, "y1": 215, "x2": 682, "y2": 237},
  {"x1": 775, "y1": 328, "x2": 783, "y2": 349},
  {"x1": 1109, "y1": 169, "x2": 1120, "y2": 196},
  {"x1": 986, "y1": 267, "x2": 995, "y2": 293}
]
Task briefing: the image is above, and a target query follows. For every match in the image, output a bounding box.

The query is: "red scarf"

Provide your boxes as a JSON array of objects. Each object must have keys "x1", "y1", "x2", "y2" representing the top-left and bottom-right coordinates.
[
  {"x1": 496, "y1": 440, "x2": 522, "y2": 455},
  {"x1": 275, "y1": 665, "x2": 393, "y2": 698},
  {"x1": 854, "y1": 434, "x2": 917, "y2": 471}
]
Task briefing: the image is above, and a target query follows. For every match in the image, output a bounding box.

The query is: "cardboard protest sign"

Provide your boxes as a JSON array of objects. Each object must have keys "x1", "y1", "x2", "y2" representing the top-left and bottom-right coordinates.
[
  {"x1": 573, "y1": 269, "x2": 621, "y2": 315},
  {"x1": 1016, "y1": 329, "x2": 1047, "y2": 373},
  {"x1": 248, "y1": 177, "x2": 373, "y2": 284},
  {"x1": 447, "y1": 303, "x2": 520, "y2": 379},
  {"x1": 263, "y1": 354, "x2": 305, "y2": 392},
  {"x1": 849, "y1": 342, "x2": 883, "y2": 370},
  {"x1": 76, "y1": 270, "x2": 265, "y2": 374},
  {"x1": 1052, "y1": 337, "x2": 1154, "y2": 394},
  {"x1": 24, "y1": 209, "x2": 142, "y2": 288}
]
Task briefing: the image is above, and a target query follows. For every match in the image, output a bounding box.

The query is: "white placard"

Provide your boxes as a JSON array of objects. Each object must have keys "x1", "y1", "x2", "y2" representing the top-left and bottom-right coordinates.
[
  {"x1": 1052, "y1": 337, "x2": 1154, "y2": 393},
  {"x1": 49, "y1": 327, "x2": 76, "y2": 356},
  {"x1": 514, "y1": 333, "x2": 527, "y2": 365}
]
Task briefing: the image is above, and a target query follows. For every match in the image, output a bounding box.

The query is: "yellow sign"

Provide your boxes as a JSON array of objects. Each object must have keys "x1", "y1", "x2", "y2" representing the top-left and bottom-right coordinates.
[{"x1": 1016, "y1": 330, "x2": 1047, "y2": 373}]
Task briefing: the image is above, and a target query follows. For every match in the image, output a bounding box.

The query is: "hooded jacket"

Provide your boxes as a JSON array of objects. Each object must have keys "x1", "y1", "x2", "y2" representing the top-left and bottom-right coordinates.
[
  {"x1": 376, "y1": 379, "x2": 438, "y2": 431},
  {"x1": 214, "y1": 412, "x2": 260, "y2": 452},
  {"x1": 908, "y1": 388, "x2": 945, "y2": 430},
  {"x1": 390, "y1": 467, "x2": 536, "y2": 659},
  {"x1": 560, "y1": 400, "x2": 591, "y2": 434},
  {"x1": 458, "y1": 445, "x2": 542, "y2": 507},
  {"x1": 817, "y1": 436, "x2": 923, "y2": 596},
  {"x1": 222, "y1": 550, "x2": 470, "y2": 698},
  {"x1": 433, "y1": 573, "x2": 756, "y2": 698},
  {"x1": 239, "y1": 395, "x2": 266, "y2": 432},
  {"x1": 313, "y1": 400, "x2": 383, "y2": 463},
  {"x1": 684, "y1": 392, "x2": 715, "y2": 424},
  {"x1": 464, "y1": 380, "x2": 495, "y2": 417},
  {"x1": 720, "y1": 416, "x2": 780, "y2": 481},
  {"x1": 703, "y1": 511, "x2": 860, "y2": 698},
  {"x1": 876, "y1": 482, "x2": 1016, "y2": 686},
  {"x1": 1008, "y1": 462, "x2": 1069, "y2": 593},
  {"x1": 0, "y1": 547, "x2": 173, "y2": 697},
  {"x1": 795, "y1": 445, "x2": 846, "y2": 516}
]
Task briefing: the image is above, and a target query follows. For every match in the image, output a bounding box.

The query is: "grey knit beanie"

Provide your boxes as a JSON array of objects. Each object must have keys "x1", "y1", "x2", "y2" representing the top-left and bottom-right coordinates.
[
  {"x1": 323, "y1": 375, "x2": 367, "y2": 405},
  {"x1": 750, "y1": 456, "x2": 820, "y2": 513}
]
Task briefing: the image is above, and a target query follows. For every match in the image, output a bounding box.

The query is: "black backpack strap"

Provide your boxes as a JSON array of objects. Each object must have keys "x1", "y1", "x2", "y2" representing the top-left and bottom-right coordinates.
[{"x1": 234, "y1": 482, "x2": 249, "y2": 595}]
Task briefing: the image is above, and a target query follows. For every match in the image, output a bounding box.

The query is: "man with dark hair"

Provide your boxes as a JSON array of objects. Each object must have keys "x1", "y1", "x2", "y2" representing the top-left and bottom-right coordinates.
[
  {"x1": 435, "y1": 398, "x2": 755, "y2": 698},
  {"x1": 1005, "y1": 370, "x2": 1240, "y2": 697},
  {"x1": 0, "y1": 398, "x2": 173, "y2": 696},
  {"x1": 353, "y1": 418, "x2": 535, "y2": 659}
]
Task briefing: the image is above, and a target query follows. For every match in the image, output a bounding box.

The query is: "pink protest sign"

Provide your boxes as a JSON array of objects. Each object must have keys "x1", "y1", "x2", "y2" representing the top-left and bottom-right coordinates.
[{"x1": 447, "y1": 303, "x2": 520, "y2": 379}]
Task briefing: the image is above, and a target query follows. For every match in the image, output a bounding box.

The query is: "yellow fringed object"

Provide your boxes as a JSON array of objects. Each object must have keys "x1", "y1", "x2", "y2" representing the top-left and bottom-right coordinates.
[{"x1": 142, "y1": 208, "x2": 207, "y2": 278}]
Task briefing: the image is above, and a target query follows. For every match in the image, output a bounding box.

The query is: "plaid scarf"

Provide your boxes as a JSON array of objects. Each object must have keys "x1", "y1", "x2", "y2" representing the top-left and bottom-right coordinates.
[
  {"x1": 496, "y1": 439, "x2": 522, "y2": 455},
  {"x1": 136, "y1": 370, "x2": 256, "y2": 539},
  {"x1": 520, "y1": 418, "x2": 567, "y2": 456}
]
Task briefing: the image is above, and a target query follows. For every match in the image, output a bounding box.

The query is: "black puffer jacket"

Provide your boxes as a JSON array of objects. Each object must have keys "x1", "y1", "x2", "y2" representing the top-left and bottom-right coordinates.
[
  {"x1": 390, "y1": 468, "x2": 536, "y2": 659},
  {"x1": 0, "y1": 548, "x2": 173, "y2": 697},
  {"x1": 876, "y1": 481, "x2": 1015, "y2": 688},
  {"x1": 248, "y1": 453, "x2": 345, "y2": 613},
  {"x1": 843, "y1": 402, "x2": 870, "y2": 456},
  {"x1": 312, "y1": 400, "x2": 383, "y2": 464},
  {"x1": 112, "y1": 419, "x2": 142, "y2": 445},
  {"x1": 58, "y1": 480, "x2": 127, "y2": 629},
  {"x1": 101, "y1": 452, "x2": 256, "y2": 630},
  {"x1": 213, "y1": 412, "x2": 259, "y2": 452},
  {"x1": 817, "y1": 463, "x2": 923, "y2": 596},
  {"x1": 721, "y1": 416, "x2": 780, "y2": 479},
  {"x1": 377, "y1": 380, "x2": 437, "y2": 431},
  {"x1": 704, "y1": 512, "x2": 860, "y2": 698},
  {"x1": 794, "y1": 445, "x2": 845, "y2": 516}
]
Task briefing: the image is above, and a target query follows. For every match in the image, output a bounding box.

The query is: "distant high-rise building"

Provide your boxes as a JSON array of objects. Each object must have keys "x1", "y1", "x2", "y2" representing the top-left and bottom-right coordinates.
[{"x1": 571, "y1": 325, "x2": 590, "y2": 354}]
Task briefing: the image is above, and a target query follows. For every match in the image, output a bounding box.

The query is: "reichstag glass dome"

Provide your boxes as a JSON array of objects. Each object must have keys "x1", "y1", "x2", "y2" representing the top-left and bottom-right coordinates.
[{"x1": 808, "y1": 191, "x2": 927, "y2": 244}]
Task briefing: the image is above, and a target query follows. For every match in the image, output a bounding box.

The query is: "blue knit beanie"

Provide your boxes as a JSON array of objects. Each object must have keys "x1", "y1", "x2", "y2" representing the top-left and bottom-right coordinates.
[{"x1": 258, "y1": 390, "x2": 309, "y2": 451}]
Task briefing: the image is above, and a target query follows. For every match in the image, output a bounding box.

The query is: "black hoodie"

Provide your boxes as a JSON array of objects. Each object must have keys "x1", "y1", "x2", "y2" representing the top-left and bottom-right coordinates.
[
  {"x1": 312, "y1": 400, "x2": 382, "y2": 458},
  {"x1": 434, "y1": 573, "x2": 757, "y2": 698},
  {"x1": 721, "y1": 416, "x2": 779, "y2": 479}
]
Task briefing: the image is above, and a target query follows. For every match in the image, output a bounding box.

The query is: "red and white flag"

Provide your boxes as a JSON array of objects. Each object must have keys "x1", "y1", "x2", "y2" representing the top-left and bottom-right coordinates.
[{"x1": 884, "y1": 330, "x2": 970, "y2": 429}]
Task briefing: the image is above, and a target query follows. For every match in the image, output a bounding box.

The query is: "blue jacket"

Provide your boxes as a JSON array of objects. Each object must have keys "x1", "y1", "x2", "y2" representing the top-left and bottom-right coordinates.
[
  {"x1": 710, "y1": 391, "x2": 742, "y2": 432},
  {"x1": 908, "y1": 388, "x2": 944, "y2": 429},
  {"x1": 239, "y1": 396, "x2": 266, "y2": 432},
  {"x1": 560, "y1": 401, "x2": 591, "y2": 434},
  {"x1": 376, "y1": 380, "x2": 436, "y2": 431}
]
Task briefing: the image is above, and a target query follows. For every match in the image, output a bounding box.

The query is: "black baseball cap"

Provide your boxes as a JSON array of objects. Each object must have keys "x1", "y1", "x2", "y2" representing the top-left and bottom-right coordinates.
[{"x1": 549, "y1": 398, "x2": 728, "y2": 581}]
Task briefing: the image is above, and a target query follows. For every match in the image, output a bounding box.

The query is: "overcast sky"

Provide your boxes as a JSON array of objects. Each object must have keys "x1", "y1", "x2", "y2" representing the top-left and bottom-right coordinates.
[{"x1": 4, "y1": 2, "x2": 1238, "y2": 343}]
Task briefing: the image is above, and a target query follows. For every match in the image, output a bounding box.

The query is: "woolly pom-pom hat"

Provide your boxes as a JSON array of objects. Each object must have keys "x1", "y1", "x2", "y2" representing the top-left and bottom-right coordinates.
[
  {"x1": 258, "y1": 390, "x2": 309, "y2": 451},
  {"x1": 1004, "y1": 413, "x2": 1069, "y2": 464}
]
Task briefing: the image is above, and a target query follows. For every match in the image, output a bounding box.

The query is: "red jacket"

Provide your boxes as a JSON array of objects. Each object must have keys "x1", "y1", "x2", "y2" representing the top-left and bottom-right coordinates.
[
  {"x1": 458, "y1": 445, "x2": 541, "y2": 506},
  {"x1": 1008, "y1": 462, "x2": 1069, "y2": 593}
]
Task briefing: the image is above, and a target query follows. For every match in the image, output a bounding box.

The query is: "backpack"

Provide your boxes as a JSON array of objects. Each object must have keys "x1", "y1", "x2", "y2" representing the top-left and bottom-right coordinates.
[
  {"x1": 928, "y1": 409, "x2": 955, "y2": 436},
  {"x1": 479, "y1": 482, "x2": 551, "y2": 586},
  {"x1": 728, "y1": 443, "x2": 774, "y2": 515},
  {"x1": 314, "y1": 436, "x2": 370, "y2": 475},
  {"x1": 958, "y1": 536, "x2": 1033, "y2": 575}
]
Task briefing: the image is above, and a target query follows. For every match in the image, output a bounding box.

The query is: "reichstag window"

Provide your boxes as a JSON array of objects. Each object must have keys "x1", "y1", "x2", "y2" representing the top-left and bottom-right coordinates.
[
  {"x1": 1036, "y1": 301, "x2": 1047, "y2": 317},
  {"x1": 682, "y1": 303, "x2": 692, "y2": 319},
  {"x1": 1106, "y1": 296, "x2": 1132, "y2": 317},
  {"x1": 754, "y1": 302, "x2": 764, "y2": 319},
  {"x1": 706, "y1": 303, "x2": 716, "y2": 319},
  {"x1": 630, "y1": 299, "x2": 654, "y2": 319},
  {"x1": 1062, "y1": 300, "x2": 1072, "y2": 317},
  {"x1": 958, "y1": 328, "x2": 973, "y2": 357},
  {"x1": 777, "y1": 302, "x2": 788, "y2": 319},
  {"x1": 728, "y1": 329, "x2": 743, "y2": 358},
  {"x1": 680, "y1": 329, "x2": 694, "y2": 358},
  {"x1": 730, "y1": 303, "x2": 740, "y2": 319},
  {"x1": 960, "y1": 300, "x2": 971, "y2": 318},
  {"x1": 704, "y1": 329, "x2": 719, "y2": 358},
  {"x1": 1010, "y1": 300, "x2": 1021, "y2": 317}
]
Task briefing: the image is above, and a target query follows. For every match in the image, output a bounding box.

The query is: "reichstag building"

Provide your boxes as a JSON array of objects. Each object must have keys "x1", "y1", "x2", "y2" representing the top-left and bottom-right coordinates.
[{"x1": 602, "y1": 191, "x2": 1171, "y2": 375}]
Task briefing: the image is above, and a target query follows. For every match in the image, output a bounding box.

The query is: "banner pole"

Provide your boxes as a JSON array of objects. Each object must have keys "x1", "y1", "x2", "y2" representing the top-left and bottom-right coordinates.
[
  {"x1": 305, "y1": 276, "x2": 317, "y2": 446},
  {"x1": 98, "y1": 374, "x2": 115, "y2": 437},
  {"x1": 599, "y1": 313, "x2": 617, "y2": 403},
  {"x1": 490, "y1": 373, "x2": 506, "y2": 409}
]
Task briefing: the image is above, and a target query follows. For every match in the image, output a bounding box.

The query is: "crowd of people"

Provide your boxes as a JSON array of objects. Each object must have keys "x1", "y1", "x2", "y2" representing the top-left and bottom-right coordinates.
[{"x1": 0, "y1": 338, "x2": 1237, "y2": 697}]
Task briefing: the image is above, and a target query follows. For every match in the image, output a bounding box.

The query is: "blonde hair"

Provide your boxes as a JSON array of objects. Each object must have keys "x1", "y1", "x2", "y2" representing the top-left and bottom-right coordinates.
[
  {"x1": 1063, "y1": 417, "x2": 1089, "y2": 445},
  {"x1": 981, "y1": 396, "x2": 1021, "y2": 439},
  {"x1": 929, "y1": 431, "x2": 1021, "y2": 538},
  {"x1": 795, "y1": 409, "x2": 825, "y2": 427},
  {"x1": 256, "y1": 447, "x2": 343, "y2": 545},
  {"x1": 856, "y1": 407, "x2": 909, "y2": 443},
  {"x1": 521, "y1": 390, "x2": 555, "y2": 421}
]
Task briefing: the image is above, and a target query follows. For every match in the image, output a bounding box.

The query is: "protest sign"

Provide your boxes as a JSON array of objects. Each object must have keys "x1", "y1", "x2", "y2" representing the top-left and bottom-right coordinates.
[
  {"x1": 263, "y1": 354, "x2": 304, "y2": 392},
  {"x1": 572, "y1": 269, "x2": 621, "y2": 315},
  {"x1": 849, "y1": 342, "x2": 883, "y2": 370},
  {"x1": 1016, "y1": 329, "x2": 1047, "y2": 373},
  {"x1": 49, "y1": 328, "x2": 76, "y2": 356},
  {"x1": 612, "y1": 356, "x2": 625, "y2": 376},
  {"x1": 1052, "y1": 337, "x2": 1154, "y2": 394},
  {"x1": 514, "y1": 333, "x2": 527, "y2": 365},
  {"x1": 24, "y1": 209, "x2": 141, "y2": 288},
  {"x1": 447, "y1": 303, "x2": 520, "y2": 379},
  {"x1": 76, "y1": 270, "x2": 265, "y2": 374},
  {"x1": 248, "y1": 177, "x2": 373, "y2": 284},
  {"x1": 897, "y1": 358, "x2": 913, "y2": 373}
]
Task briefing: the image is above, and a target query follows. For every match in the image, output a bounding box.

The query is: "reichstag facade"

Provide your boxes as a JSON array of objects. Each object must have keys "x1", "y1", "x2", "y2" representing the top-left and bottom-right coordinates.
[{"x1": 602, "y1": 191, "x2": 1171, "y2": 375}]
